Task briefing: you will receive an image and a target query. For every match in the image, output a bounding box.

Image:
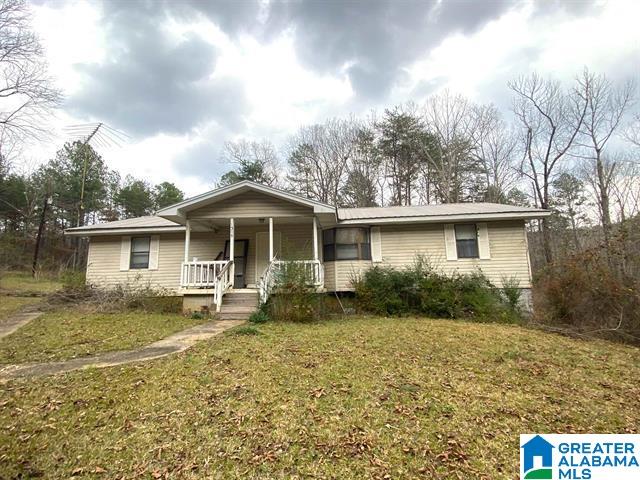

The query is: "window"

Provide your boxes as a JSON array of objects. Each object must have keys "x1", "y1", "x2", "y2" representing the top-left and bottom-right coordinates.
[
  {"x1": 130, "y1": 236, "x2": 151, "y2": 269},
  {"x1": 323, "y1": 228, "x2": 371, "y2": 261},
  {"x1": 455, "y1": 224, "x2": 479, "y2": 259}
]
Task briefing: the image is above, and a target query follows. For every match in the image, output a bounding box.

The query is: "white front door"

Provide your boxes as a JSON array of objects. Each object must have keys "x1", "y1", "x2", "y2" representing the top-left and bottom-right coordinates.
[{"x1": 256, "y1": 231, "x2": 281, "y2": 280}]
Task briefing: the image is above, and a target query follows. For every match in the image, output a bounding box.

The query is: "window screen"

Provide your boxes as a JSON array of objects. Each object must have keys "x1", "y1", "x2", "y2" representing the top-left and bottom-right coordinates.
[
  {"x1": 455, "y1": 224, "x2": 479, "y2": 259},
  {"x1": 130, "y1": 236, "x2": 151, "y2": 269}
]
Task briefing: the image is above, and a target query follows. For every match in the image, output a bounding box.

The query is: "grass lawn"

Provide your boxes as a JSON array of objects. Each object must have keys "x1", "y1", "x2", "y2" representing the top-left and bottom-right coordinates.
[
  {"x1": 0, "y1": 271, "x2": 62, "y2": 295},
  {"x1": 1, "y1": 317, "x2": 638, "y2": 479},
  {"x1": 0, "y1": 296, "x2": 41, "y2": 318},
  {"x1": 0, "y1": 311, "x2": 207, "y2": 364},
  {"x1": 0, "y1": 271, "x2": 62, "y2": 318}
]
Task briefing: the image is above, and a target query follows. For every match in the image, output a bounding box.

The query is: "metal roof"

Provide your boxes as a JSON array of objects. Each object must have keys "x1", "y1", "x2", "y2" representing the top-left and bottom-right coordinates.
[
  {"x1": 66, "y1": 216, "x2": 183, "y2": 235},
  {"x1": 338, "y1": 203, "x2": 549, "y2": 222},
  {"x1": 66, "y1": 203, "x2": 549, "y2": 236}
]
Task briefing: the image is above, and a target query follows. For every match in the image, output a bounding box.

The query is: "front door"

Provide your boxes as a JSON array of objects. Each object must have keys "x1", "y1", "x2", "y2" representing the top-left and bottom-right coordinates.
[
  {"x1": 256, "y1": 231, "x2": 281, "y2": 281},
  {"x1": 224, "y1": 239, "x2": 249, "y2": 288}
]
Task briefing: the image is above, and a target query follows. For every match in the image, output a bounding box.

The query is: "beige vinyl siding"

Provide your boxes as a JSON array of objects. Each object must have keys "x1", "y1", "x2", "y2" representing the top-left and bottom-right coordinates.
[
  {"x1": 323, "y1": 262, "x2": 336, "y2": 291},
  {"x1": 328, "y1": 220, "x2": 531, "y2": 291},
  {"x1": 87, "y1": 233, "x2": 187, "y2": 293},
  {"x1": 188, "y1": 191, "x2": 312, "y2": 219},
  {"x1": 86, "y1": 224, "x2": 318, "y2": 292},
  {"x1": 378, "y1": 220, "x2": 531, "y2": 287},
  {"x1": 330, "y1": 260, "x2": 373, "y2": 291}
]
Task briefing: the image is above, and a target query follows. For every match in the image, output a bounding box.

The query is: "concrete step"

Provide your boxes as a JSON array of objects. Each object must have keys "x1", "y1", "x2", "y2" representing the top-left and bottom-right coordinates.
[
  {"x1": 224, "y1": 293, "x2": 259, "y2": 299},
  {"x1": 223, "y1": 296, "x2": 259, "y2": 302},
  {"x1": 217, "y1": 311, "x2": 253, "y2": 320},
  {"x1": 218, "y1": 290, "x2": 259, "y2": 320},
  {"x1": 220, "y1": 306, "x2": 257, "y2": 314}
]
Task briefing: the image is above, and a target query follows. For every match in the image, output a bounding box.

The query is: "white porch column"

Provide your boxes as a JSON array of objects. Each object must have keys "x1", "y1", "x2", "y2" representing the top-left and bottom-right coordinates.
[
  {"x1": 312, "y1": 216, "x2": 318, "y2": 261},
  {"x1": 269, "y1": 217, "x2": 274, "y2": 261},
  {"x1": 229, "y1": 218, "x2": 235, "y2": 281},
  {"x1": 184, "y1": 219, "x2": 191, "y2": 262}
]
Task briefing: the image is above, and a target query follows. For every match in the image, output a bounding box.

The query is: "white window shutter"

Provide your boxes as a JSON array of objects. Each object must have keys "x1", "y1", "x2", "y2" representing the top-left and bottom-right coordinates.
[
  {"x1": 444, "y1": 224, "x2": 457, "y2": 260},
  {"x1": 119, "y1": 236, "x2": 131, "y2": 271},
  {"x1": 477, "y1": 223, "x2": 491, "y2": 259},
  {"x1": 371, "y1": 226, "x2": 382, "y2": 262},
  {"x1": 149, "y1": 235, "x2": 160, "y2": 270}
]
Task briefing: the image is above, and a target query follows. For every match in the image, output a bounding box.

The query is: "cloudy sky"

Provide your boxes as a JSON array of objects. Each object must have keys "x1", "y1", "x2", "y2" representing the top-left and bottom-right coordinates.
[{"x1": 26, "y1": 0, "x2": 640, "y2": 195}]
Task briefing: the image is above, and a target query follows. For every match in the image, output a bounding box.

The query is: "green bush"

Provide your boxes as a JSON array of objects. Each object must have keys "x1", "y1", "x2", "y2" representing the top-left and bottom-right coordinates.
[
  {"x1": 500, "y1": 275, "x2": 522, "y2": 312},
  {"x1": 230, "y1": 325, "x2": 261, "y2": 336},
  {"x1": 60, "y1": 270, "x2": 87, "y2": 291},
  {"x1": 353, "y1": 258, "x2": 519, "y2": 323},
  {"x1": 248, "y1": 308, "x2": 269, "y2": 324}
]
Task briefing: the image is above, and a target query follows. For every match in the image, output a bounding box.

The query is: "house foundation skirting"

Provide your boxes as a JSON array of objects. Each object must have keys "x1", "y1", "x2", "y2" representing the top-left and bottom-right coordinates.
[
  {"x1": 519, "y1": 288, "x2": 533, "y2": 313},
  {"x1": 182, "y1": 294, "x2": 215, "y2": 313}
]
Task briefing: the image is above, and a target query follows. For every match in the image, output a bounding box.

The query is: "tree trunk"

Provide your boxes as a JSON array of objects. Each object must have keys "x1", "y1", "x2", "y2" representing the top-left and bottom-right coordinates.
[
  {"x1": 595, "y1": 154, "x2": 611, "y2": 247},
  {"x1": 541, "y1": 216, "x2": 553, "y2": 265},
  {"x1": 32, "y1": 195, "x2": 49, "y2": 277}
]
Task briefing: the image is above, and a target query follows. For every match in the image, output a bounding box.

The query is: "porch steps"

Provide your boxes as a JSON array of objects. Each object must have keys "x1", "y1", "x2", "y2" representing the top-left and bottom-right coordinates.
[{"x1": 217, "y1": 290, "x2": 259, "y2": 320}]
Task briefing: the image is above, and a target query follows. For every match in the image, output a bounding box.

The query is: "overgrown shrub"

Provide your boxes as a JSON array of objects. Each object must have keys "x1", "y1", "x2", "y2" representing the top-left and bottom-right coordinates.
[
  {"x1": 61, "y1": 270, "x2": 87, "y2": 291},
  {"x1": 533, "y1": 248, "x2": 640, "y2": 344},
  {"x1": 500, "y1": 275, "x2": 522, "y2": 312},
  {"x1": 353, "y1": 258, "x2": 519, "y2": 323},
  {"x1": 266, "y1": 261, "x2": 326, "y2": 322}
]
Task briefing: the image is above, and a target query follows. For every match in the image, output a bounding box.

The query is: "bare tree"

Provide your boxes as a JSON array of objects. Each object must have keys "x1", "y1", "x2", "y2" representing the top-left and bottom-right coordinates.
[
  {"x1": 0, "y1": 0, "x2": 61, "y2": 147},
  {"x1": 421, "y1": 91, "x2": 480, "y2": 203},
  {"x1": 623, "y1": 112, "x2": 640, "y2": 149},
  {"x1": 471, "y1": 103, "x2": 519, "y2": 203},
  {"x1": 509, "y1": 73, "x2": 588, "y2": 263},
  {"x1": 574, "y1": 69, "x2": 635, "y2": 245},
  {"x1": 220, "y1": 139, "x2": 280, "y2": 187},
  {"x1": 609, "y1": 154, "x2": 640, "y2": 222},
  {"x1": 287, "y1": 118, "x2": 357, "y2": 205}
]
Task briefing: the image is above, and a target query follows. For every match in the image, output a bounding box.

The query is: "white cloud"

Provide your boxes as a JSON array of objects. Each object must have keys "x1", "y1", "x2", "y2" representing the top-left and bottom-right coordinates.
[{"x1": 19, "y1": 0, "x2": 640, "y2": 199}]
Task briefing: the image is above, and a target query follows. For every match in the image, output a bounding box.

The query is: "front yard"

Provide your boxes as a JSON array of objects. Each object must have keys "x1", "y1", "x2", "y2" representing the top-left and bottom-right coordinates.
[
  {"x1": 0, "y1": 271, "x2": 60, "y2": 318},
  {"x1": 0, "y1": 311, "x2": 206, "y2": 363},
  {"x1": 1, "y1": 316, "x2": 638, "y2": 479},
  {"x1": 0, "y1": 272, "x2": 63, "y2": 295}
]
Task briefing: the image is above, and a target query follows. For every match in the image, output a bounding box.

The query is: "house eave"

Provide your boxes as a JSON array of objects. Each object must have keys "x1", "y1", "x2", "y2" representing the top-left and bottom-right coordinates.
[{"x1": 337, "y1": 211, "x2": 551, "y2": 225}]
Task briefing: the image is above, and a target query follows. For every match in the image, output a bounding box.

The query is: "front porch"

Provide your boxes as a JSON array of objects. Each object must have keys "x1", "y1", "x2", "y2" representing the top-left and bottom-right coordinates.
[{"x1": 179, "y1": 216, "x2": 323, "y2": 312}]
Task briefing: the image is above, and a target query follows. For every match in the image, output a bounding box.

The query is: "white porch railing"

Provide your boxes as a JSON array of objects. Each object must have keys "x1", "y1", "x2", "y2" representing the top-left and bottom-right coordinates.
[
  {"x1": 180, "y1": 260, "x2": 229, "y2": 288},
  {"x1": 258, "y1": 259, "x2": 324, "y2": 304},
  {"x1": 214, "y1": 260, "x2": 233, "y2": 312},
  {"x1": 273, "y1": 260, "x2": 324, "y2": 287},
  {"x1": 258, "y1": 261, "x2": 278, "y2": 304}
]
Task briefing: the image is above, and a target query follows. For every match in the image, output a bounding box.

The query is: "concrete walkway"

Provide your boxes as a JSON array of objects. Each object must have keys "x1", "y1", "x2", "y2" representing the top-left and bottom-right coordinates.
[
  {"x1": 0, "y1": 311, "x2": 43, "y2": 339},
  {"x1": 0, "y1": 319, "x2": 244, "y2": 380}
]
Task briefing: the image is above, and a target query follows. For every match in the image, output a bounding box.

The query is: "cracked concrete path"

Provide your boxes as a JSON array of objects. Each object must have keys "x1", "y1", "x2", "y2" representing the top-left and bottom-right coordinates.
[
  {"x1": 0, "y1": 319, "x2": 244, "y2": 380},
  {"x1": 0, "y1": 311, "x2": 43, "y2": 339}
]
